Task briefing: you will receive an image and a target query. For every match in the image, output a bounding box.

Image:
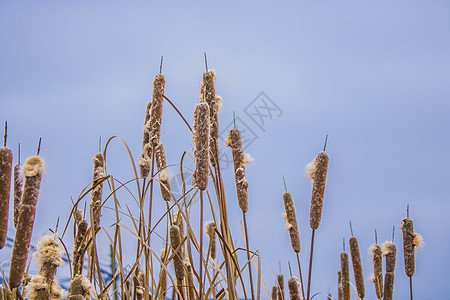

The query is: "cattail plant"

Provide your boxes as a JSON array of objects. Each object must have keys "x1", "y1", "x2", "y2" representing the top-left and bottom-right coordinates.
[
  {"x1": 12, "y1": 157, "x2": 24, "y2": 228},
  {"x1": 401, "y1": 210, "x2": 423, "y2": 300},
  {"x1": 147, "y1": 74, "x2": 165, "y2": 147},
  {"x1": 272, "y1": 286, "x2": 279, "y2": 300},
  {"x1": 68, "y1": 275, "x2": 93, "y2": 300},
  {"x1": 349, "y1": 235, "x2": 365, "y2": 299},
  {"x1": 340, "y1": 248, "x2": 350, "y2": 300},
  {"x1": 368, "y1": 232, "x2": 383, "y2": 299},
  {"x1": 23, "y1": 233, "x2": 66, "y2": 299},
  {"x1": 277, "y1": 274, "x2": 285, "y2": 300},
  {"x1": 170, "y1": 225, "x2": 185, "y2": 296},
  {"x1": 90, "y1": 152, "x2": 104, "y2": 233},
  {"x1": 305, "y1": 138, "x2": 329, "y2": 300},
  {"x1": 155, "y1": 143, "x2": 171, "y2": 201},
  {"x1": 282, "y1": 187, "x2": 305, "y2": 299},
  {"x1": 193, "y1": 102, "x2": 210, "y2": 191},
  {"x1": 382, "y1": 239, "x2": 396, "y2": 300},
  {"x1": 139, "y1": 101, "x2": 152, "y2": 178},
  {"x1": 205, "y1": 221, "x2": 216, "y2": 260},
  {"x1": 337, "y1": 271, "x2": 343, "y2": 300},
  {"x1": 0, "y1": 131, "x2": 12, "y2": 249},
  {"x1": 72, "y1": 219, "x2": 88, "y2": 275},
  {"x1": 9, "y1": 156, "x2": 45, "y2": 289},
  {"x1": 287, "y1": 276, "x2": 301, "y2": 300}
]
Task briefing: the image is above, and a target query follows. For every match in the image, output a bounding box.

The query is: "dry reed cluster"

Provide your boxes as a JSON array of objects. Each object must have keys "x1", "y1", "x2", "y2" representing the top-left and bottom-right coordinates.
[{"x1": 0, "y1": 58, "x2": 424, "y2": 300}]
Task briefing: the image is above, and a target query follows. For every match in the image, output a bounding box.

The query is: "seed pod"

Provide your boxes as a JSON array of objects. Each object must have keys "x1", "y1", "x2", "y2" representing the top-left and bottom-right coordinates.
[
  {"x1": 287, "y1": 276, "x2": 301, "y2": 300},
  {"x1": 170, "y1": 225, "x2": 185, "y2": 281},
  {"x1": 192, "y1": 102, "x2": 210, "y2": 191},
  {"x1": 90, "y1": 153, "x2": 104, "y2": 232},
  {"x1": 155, "y1": 143, "x2": 171, "y2": 201},
  {"x1": 139, "y1": 102, "x2": 152, "y2": 178},
  {"x1": 338, "y1": 271, "x2": 343, "y2": 300},
  {"x1": 382, "y1": 241, "x2": 396, "y2": 273},
  {"x1": 277, "y1": 274, "x2": 284, "y2": 300},
  {"x1": 13, "y1": 163, "x2": 23, "y2": 228},
  {"x1": 308, "y1": 151, "x2": 329, "y2": 230},
  {"x1": 72, "y1": 219, "x2": 88, "y2": 275},
  {"x1": 202, "y1": 70, "x2": 219, "y2": 139},
  {"x1": 9, "y1": 156, "x2": 44, "y2": 289},
  {"x1": 69, "y1": 274, "x2": 92, "y2": 300},
  {"x1": 349, "y1": 237, "x2": 365, "y2": 299},
  {"x1": 272, "y1": 286, "x2": 279, "y2": 300},
  {"x1": 283, "y1": 192, "x2": 301, "y2": 253},
  {"x1": 23, "y1": 274, "x2": 67, "y2": 300},
  {"x1": 369, "y1": 244, "x2": 383, "y2": 299},
  {"x1": 205, "y1": 221, "x2": 216, "y2": 259},
  {"x1": 147, "y1": 74, "x2": 165, "y2": 147},
  {"x1": 34, "y1": 234, "x2": 63, "y2": 285},
  {"x1": 383, "y1": 272, "x2": 394, "y2": 300},
  {"x1": 340, "y1": 252, "x2": 350, "y2": 300},
  {"x1": 400, "y1": 217, "x2": 415, "y2": 277},
  {"x1": 185, "y1": 261, "x2": 197, "y2": 300},
  {"x1": 0, "y1": 147, "x2": 12, "y2": 249}
]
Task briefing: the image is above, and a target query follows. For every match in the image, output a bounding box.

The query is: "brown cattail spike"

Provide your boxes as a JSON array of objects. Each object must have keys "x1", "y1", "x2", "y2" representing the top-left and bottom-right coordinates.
[
  {"x1": 369, "y1": 244, "x2": 383, "y2": 299},
  {"x1": 338, "y1": 271, "x2": 343, "y2": 300},
  {"x1": 277, "y1": 274, "x2": 284, "y2": 300},
  {"x1": 272, "y1": 286, "x2": 279, "y2": 300},
  {"x1": 170, "y1": 225, "x2": 185, "y2": 281},
  {"x1": 0, "y1": 146, "x2": 12, "y2": 249},
  {"x1": 147, "y1": 74, "x2": 165, "y2": 147},
  {"x1": 308, "y1": 151, "x2": 329, "y2": 229},
  {"x1": 90, "y1": 153, "x2": 104, "y2": 232},
  {"x1": 283, "y1": 192, "x2": 301, "y2": 253},
  {"x1": 383, "y1": 272, "x2": 395, "y2": 300},
  {"x1": 205, "y1": 221, "x2": 216, "y2": 260},
  {"x1": 155, "y1": 143, "x2": 171, "y2": 201},
  {"x1": 13, "y1": 162, "x2": 24, "y2": 228},
  {"x1": 287, "y1": 276, "x2": 301, "y2": 300},
  {"x1": 382, "y1": 241, "x2": 397, "y2": 273},
  {"x1": 401, "y1": 217, "x2": 416, "y2": 277},
  {"x1": 340, "y1": 252, "x2": 350, "y2": 300},
  {"x1": 73, "y1": 219, "x2": 88, "y2": 275},
  {"x1": 9, "y1": 156, "x2": 45, "y2": 289},
  {"x1": 349, "y1": 236, "x2": 365, "y2": 299},
  {"x1": 139, "y1": 102, "x2": 152, "y2": 178},
  {"x1": 226, "y1": 128, "x2": 249, "y2": 213},
  {"x1": 69, "y1": 275, "x2": 92, "y2": 300},
  {"x1": 192, "y1": 102, "x2": 210, "y2": 191}
]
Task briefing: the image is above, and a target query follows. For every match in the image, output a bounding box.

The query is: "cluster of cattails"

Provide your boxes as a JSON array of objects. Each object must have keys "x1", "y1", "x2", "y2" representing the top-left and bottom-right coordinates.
[{"x1": 23, "y1": 234, "x2": 67, "y2": 299}]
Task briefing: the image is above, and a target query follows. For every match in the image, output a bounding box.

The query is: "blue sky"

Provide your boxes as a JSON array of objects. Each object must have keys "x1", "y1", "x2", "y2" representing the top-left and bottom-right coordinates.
[{"x1": 1, "y1": 1, "x2": 449, "y2": 298}]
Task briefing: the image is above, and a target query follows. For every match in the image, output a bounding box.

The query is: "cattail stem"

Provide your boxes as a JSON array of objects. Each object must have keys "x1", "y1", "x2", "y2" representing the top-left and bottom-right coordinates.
[
  {"x1": 295, "y1": 253, "x2": 305, "y2": 300},
  {"x1": 410, "y1": 276, "x2": 413, "y2": 300},
  {"x1": 306, "y1": 229, "x2": 315, "y2": 300},
  {"x1": 243, "y1": 212, "x2": 255, "y2": 300},
  {"x1": 199, "y1": 190, "x2": 204, "y2": 299}
]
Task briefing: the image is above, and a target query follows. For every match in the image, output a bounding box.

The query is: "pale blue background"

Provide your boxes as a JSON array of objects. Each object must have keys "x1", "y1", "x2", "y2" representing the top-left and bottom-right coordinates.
[{"x1": 1, "y1": 1, "x2": 449, "y2": 298}]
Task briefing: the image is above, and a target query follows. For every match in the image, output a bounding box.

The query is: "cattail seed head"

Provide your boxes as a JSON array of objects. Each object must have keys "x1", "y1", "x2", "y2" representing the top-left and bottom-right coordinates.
[
  {"x1": 272, "y1": 286, "x2": 279, "y2": 300},
  {"x1": 400, "y1": 217, "x2": 416, "y2": 277},
  {"x1": 155, "y1": 143, "x2": 171, "y2": 201},
  {"x1": 23, "y1": 274, "x2": 67, "y2": 300},
  {"x1": 277, "y1": 274, "x2": 284, "y2": 300},
  {"x1": 383, "y1": 272, "x2": 395, "y2": 300},
  {"x1": 147, "y1": 74, "x2": 165, "y2": 147},
  {"x1": 205, "y1": 221, "x2": 216, "y2": 259},
  {"x1": 139, "y1": 102, "x2": 152, "y2": 178},
  {"x1": 170, "y1": 225, "x2": 185, "y2": 281},
  {"x1": 287, "y1": 276, "x2": 301, "y2": 300},
  {"x1": 13, "y1": 163, "x2": 24, "y2": 228},
  {"x1": 0, "y1": 147, "x2": 12, "y2": 249},
  {"x1": 340, "y1": 252, "x2": 350, "y2": 300},
  {"x1": 226, "y1": 128, "x2": 244, "y2": 171},
  {"x1": 73, "y1": 219, "x2": 88, "y2": 275},
  {"x1": 349, "y1": 237, "x2": 365, "y2": 299},
  {"x1": 34, "y1": 233, "x2": 63, "y2": 283},
  {"x1": 338, "y1": 271, "x2": 343, "y2": 300},
  {"x1": 9, "y1": 156, "x2": 44, "y2": 289},
  {"x1": 369, "y1": 244, "x2": 383, "y2": 299},
  {"x1": 193, "y1": 102, "x2": 210, "y2": 191},
  {"x1": 382, "y1": 241, "x2": 397, "y2": 273},
  {"x1": 283, "y1": 192, "x2": 301, "y2": 253},
  {"x1": 308, "y1": 151, "x2": 329, "y2": 230},
  {"x1": 202, "y1": 70, "x2": 219, "y2": 139},
  {"x1": 69, "y1": 275, "x2": 92, "y2": 299},
  {"x1": 90, "y1": 152, "x2": 104, "y2": 232}
]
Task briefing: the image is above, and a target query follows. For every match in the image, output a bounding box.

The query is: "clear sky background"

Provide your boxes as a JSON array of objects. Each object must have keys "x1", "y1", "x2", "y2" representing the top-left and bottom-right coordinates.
[{"x1": 1, "y1": 1, "x2": 449, "y2": 299}]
